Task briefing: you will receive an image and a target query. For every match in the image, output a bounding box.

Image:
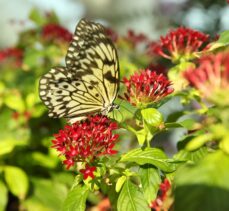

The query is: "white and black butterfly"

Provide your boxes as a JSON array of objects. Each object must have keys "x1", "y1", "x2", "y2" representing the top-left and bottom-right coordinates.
[{"x1": 39, "y1": 19, "x2": 119, "y2": 123}]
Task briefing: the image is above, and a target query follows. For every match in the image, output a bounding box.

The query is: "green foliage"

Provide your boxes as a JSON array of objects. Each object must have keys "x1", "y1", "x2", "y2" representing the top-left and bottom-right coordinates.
[
  {"x1": 61, "y1": 185, "x2": 89, "y2": 211},
  {"x1": 174, "y1": 151, "x2": 229, "y2": 211},
  {"x1": 117, "y1": 179, "x2": 150, "y2": 211},
  {"x1": 139, "y1": 165, "x2": 161, "y2": 203},
  {"x1": 120, "y1": 148, "x2": 178, "y2": 172},
  {"x1": 1, "y1": 7, "x2": 229, "y2": 211}
]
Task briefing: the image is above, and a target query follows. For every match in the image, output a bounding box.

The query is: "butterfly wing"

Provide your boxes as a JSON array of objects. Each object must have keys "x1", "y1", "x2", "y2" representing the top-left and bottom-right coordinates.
[
  {"x1": 66, "y1": 19, "x2": 119, "y2": 109},
  {"x1": 39, "y1": 67, "x2": 105, "y2": 122},
  {"x1": 39, "y1": 19, "x2": 119, "y2": 123}
]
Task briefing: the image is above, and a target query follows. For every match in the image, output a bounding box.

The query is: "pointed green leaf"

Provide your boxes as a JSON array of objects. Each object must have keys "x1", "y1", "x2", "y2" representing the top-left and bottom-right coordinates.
[
  {"x1": 0, "y1": 180, "x2": 8, "y2": 211},
  {"x1": 4, "y1": 166, "x2": 29, "y2": 200},
  {"x1": 117, "y1": 180, "x2": 150, "y2": 211},
  {"x1": 174, "y1": 147, "x2": 208, "y2": 163},
  {"x1": 62, "y1": 185, "x2": 89, "y2": 211},
  {"x1": 120, "y1": 148, "x2": 177, "y2": 172},
  {"x1": 207, "y1": 30, "x2": 229, "y2": 52},
  {"x1": 116, "y1": 176, "x2": 127, "y2": 192},
  {"x1": 29, "y1": 8, "x2": 46, "y2": 26},
  {"x1": 139, "y1": 165, "x2": 161, "y2": 203},
  {"x1": 4, "y1": 93, "x2": 25, "y2": 112},
  {"x1": 186, "y1": 133, "x2": 213, "y2": 151}
]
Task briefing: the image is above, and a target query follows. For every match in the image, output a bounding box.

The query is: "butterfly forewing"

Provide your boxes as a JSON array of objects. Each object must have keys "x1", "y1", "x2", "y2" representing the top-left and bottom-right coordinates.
[
  {"x1": 66, "y1": 19, "x2": 119, "y2": 107},
  {"x1": 39, "y1": 19, "x2": 119, "y2": 123}
]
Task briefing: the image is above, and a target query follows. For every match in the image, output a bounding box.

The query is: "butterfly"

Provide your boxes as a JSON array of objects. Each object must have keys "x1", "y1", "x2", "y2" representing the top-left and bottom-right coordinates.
[{"x1": 39, "y1": 19, "x2": 120, "y2": 123}]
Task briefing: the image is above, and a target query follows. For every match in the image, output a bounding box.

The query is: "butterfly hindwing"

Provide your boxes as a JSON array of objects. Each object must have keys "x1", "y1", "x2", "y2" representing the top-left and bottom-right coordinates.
[{"x1": 39, "y1": 67, "x2": 104, "y2": 120}]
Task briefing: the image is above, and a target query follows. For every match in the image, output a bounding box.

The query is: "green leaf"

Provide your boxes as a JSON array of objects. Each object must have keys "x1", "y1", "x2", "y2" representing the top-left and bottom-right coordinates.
[
  {"x1": 4, "y1": 166, "x2": 29, "y2": 200},
  {"x1": 116, "y1": 176, "x2": 127, "y2": 192},
  {"x1": 126, "y1": 127, "x2": 146, "y2": 146},
  {"x1": 207, "y1": 30, "x2": 229, "y2": 52},
  {"x1": 139, "y1": 165, "x2": 161, "y2": 203},
  {"x1": 165, "y1": 122, "x2": 183, "y2": 129},
  {"x1": 29, "y1": 8, "x2": 46, "y2": 26},
  {"x1": 178, "y1": 118, "x2": 196, "y2": 130},
  {"x1": 186, "y1": 133, "x2": 213, "y2": 151},
  {"x1": 141, "y1": 108, "x2": 163, "y2": 128},
  {"x1": 26, "y1": 93, "x2": 36, "y2": 108},
  {"x1": 61, "y1": 185, "x2": 89, "y2": 211},
  {"x1": 117, "y1": 180, "x2": 150, "y2": 211},
  {"x1": 174, "y1": 147, "x2": 208, "y2": 163},
  {"x1": 23, "y1": 48, "x2": 45, "y2": 69},
  {"x1": 4, "y1": 93, "x2": 25, "y2": 112},
  {"x1": 0, "y1": 180, "x2": 8, "y2": 211},
  {"x1": 110, "y1": 99, "x2": 137, "y2": 123},
  {"x1": 174, "y1": 151, "x2": 229, "y2": 211},
  {"x1": 23, "y1": 177, "x2": 68, "y2": 211},
  {"x1": 120, "y1": 148, "x2": 177, "y2": 172}
]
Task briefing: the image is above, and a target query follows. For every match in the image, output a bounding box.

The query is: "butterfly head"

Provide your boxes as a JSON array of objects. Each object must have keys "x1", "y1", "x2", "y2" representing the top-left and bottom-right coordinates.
[{"x1": 102, "y1": 103, "x2": 119, "y2": 115}]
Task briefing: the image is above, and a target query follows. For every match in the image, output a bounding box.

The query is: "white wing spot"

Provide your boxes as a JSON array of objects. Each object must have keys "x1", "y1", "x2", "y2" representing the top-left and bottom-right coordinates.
[
  {"x1": 40, "y1": 79, "x2": 47, "y2": 84},
  {"x1": 40, "y1": 91, "x2": 46, "y2": 96}
]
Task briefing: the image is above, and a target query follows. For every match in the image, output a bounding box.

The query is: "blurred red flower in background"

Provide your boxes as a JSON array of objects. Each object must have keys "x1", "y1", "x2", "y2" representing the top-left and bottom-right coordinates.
[
  {"x1": 184, "y1": 51, "x2": 229, "y2": 100},
  {"x1": 42, "y1": 23, "x2": 73, "y2": 42},
  {"x1": 150, "y1": 179, "x2": 171, "y2": 211},
  {"x1": 0, "y1": 47, "x2": 23, "y2": 67},
  {"x1": 125, "y1": 29, "x2": 149, "y2": 47},
  {"x1": 105, "y1": 27, "x2": 119, "y2": 43},
  {"x1": 123, "y1": 69, "x2": 174, "y2": 107}
]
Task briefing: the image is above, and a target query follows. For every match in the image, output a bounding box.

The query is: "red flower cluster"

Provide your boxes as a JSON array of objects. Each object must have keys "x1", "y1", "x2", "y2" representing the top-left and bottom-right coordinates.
[
  {"x1": 52, "y1": 115, "x2": 119, "y2": 178},
  {"x1": 184, "y1": 51, "x2": 229, "y2": 99},
  {"x1": 125, "y1": 30, "x2": 148, "y2": 47},
  {"x1": 149, "y1": 27, "x2": 209, "y2": 63},
  {"x1": 0, "y1": 47, "x2": 23, "y2": 67},
  {"x1": 150, "y1": 179, "x2": 171, "y2": 211},
  {"x1": 105, "y1": 28, "x2": 118, "y2": 43},
  {"x1": 41, "y1": 23, "x2": 73, "y2": 42},
  {"x1": 123, "y1": 69, "x2": 174, "y2": 107}
]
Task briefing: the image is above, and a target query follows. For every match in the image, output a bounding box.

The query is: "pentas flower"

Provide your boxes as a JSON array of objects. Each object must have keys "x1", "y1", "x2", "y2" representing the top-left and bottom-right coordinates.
[
  {"x1": 0, "y1": 47, "x2": 23, "y2": 67},
  {"x1": 184, "y1": 51, "x2": 229, "y2": 101},
  {"x1": 150, "y1": 179, "x2": 171, "y2": 211},
  {"x1": 79, "y1": 165, "x2": 97, "y2": 180},
  {"x1": 150, "y1": 27, "x2": 209, "y2": 63},
  {"x1": 123, "y1": 69, "x2": 174, "y2": 107},
  {"x1": 105, "y1": 28, "x2": 118, "y2": 43},
  {"x1": 125, "y1": 30, "x2": 148, "y2": 47},
  {"x1": 147, "y1": 64, "x2": 167, "y2": 76},
  {"x1": 52, "y1": 115, "x2": 119, "y2": 174},
  {"x1": 41, "y1": 23, "x2": 73, "y2": 43}
]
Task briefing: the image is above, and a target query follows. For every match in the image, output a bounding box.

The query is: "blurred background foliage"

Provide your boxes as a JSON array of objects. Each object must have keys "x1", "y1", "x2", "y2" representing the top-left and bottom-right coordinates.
[{"x1": 0, "y1": 0, "x2": 229, "y2": 210}]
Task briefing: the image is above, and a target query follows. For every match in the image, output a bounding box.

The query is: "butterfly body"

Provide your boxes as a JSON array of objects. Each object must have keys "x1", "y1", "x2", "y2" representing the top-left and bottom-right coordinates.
[{"x1": 39, "y1": 19, "x2": 119, "y2": 123}]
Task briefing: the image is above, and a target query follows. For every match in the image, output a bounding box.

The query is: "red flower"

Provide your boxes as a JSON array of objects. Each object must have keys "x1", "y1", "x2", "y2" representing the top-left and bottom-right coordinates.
[
  {"x1": 41, "y1": 23, "x2": 73, "y2": 42},
  {"x1": 123, "y1": 69, "x2": 174, "y2": 107},
  {"x1": 150, "y1": 178, "x2": 171, "y2": 211},
  {"x1": 184, "y1": 51, "x2": 229, "y2": 99},
  {"x1": 0, "y1": 47, "x2": 23, "y2": 67},
  {"x1": 146, "y1": 64, "x2": 168, "y2": 76},
  {"x1": 52, "y1": 115, "x2": 119, "y2": 170},
  {"x1": 150, "y1": 27, "x2": 209, "y2": 63},
  {"x1": 80, "y1": 165, "x2": 97, "y2": 179},
  {"x1": 125, "y1": 30, "x2": 148, "y2": 47},
  {"x1": 105, "y1": 28, "x2": 118, "y2": 43}
]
